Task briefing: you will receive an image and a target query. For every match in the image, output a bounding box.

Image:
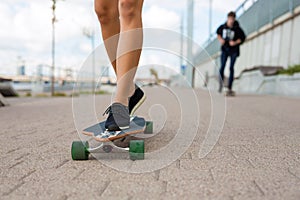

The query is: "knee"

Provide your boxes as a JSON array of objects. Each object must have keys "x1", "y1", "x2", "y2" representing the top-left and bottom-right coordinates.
[
  {"x1": 119, "y1": 0, "x2": 140, "y2": 21},
  {"x1": 95, "y1": 5, "x2": 118, "y2": 25}
]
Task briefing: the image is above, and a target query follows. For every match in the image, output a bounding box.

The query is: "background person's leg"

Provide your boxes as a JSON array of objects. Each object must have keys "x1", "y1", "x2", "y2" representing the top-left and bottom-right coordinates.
[
  {"x1": 95, "y1": 0, "x2": 120, "y2": 72},
  {"x1": 219, "y1": 51, "x2": 228, "y2": 92},
  {"x1": 228, "y1": 52, "x2": 238, "y2": 91},
  {"x1": 114, "y1": 0, "x2": 144, "y2": 105}
]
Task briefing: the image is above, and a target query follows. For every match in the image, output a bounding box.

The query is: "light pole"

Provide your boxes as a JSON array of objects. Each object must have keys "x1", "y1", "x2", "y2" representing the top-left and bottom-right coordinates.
[
  {"x1": 209, "y1": 0, "x2": 213, "y2": 38},
  {"x1": 83, "y1": 28, "x2": 96, "y2": 92},
  {"x1": 180, "y1": 12, "x2": 184, "y2": 75},
  {"x1": 51, "y1": 0, "x2": 57, "y2": 96},
  {"x1": 187, "y1": 0, "x2": 194, "y2": 87}
]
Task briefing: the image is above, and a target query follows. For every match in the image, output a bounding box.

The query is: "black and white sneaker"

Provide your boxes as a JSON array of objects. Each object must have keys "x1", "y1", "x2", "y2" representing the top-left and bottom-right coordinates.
[
  {"x1": 226, "y1": 90, "x2": 236, "y2": 97},
  {"x1": 128, "y1": 85, "x2": 146, "y2": 116},
  {"x1": 103, "y1": 103, "x2": 130, "y2": 131}
]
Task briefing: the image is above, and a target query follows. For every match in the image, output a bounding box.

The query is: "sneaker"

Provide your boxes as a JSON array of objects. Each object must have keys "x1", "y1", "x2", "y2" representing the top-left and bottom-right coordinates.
[
  {"x1": 128, "y1": 85, "x2": 146, "y2": 116},
  {"x1": 103, "y1": 103, "x2": 130, "y2": 131},
  {"x1": 226, "y1": 90, "x2": 236, "y2": 97}
]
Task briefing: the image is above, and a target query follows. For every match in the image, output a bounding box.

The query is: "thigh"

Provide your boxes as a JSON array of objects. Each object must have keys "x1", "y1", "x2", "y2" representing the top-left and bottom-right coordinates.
[
  {"x1": 221, "y1": 51, "x2": 229, "y2": 66},
  {"x1": 229, "y1": 52, "x2": 238, "y2": 68}
]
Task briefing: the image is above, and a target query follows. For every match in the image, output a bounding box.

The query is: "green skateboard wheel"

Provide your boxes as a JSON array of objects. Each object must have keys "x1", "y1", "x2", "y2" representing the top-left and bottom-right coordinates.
[
  {"x1": 145, "y1": 121, "x2": 153, "y2": 134},
  {"x1": 129, "y1": 140, "x2": 144, "y2": 160},
  {"x1": 71, "y1": 141, "x2": 90, "y2": 160}
]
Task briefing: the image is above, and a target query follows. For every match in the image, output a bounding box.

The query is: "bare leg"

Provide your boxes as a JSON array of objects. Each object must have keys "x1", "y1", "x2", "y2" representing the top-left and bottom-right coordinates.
[
  {"x1": 94, "y1": 0, "x2": 120, "y2": 72},
  {"x1": 114, "y1": 0, "x2": 144, "y2": 105}
]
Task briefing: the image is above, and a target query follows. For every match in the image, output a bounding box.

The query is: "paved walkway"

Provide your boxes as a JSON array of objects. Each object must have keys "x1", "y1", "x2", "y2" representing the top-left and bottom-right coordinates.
[{"x1": 0, "y1": 87, "x2": 299, "y2": 199}]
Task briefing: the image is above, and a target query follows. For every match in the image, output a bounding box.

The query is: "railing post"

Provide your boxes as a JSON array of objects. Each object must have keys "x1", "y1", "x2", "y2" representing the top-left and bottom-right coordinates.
[
  {"x1": 269, "y1": 0, "x2": 274, "y2": 25},
  {"x1": 289, "y1": 0, "x2": 294, "y2": 14}
]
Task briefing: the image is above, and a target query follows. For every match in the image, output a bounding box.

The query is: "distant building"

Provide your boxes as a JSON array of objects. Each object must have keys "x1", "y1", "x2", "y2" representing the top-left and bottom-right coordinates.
[
  {"x1": 37, "y1": 64, "x2": 44, "y2": 77},
  {"x1": 17, "y1": 65, "x2": 25, "y2": 76}
]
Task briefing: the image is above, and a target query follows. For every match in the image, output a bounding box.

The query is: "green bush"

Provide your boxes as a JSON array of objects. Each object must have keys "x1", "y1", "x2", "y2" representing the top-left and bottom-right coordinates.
[
  {"x1": 25, "y1": 92, "x2": 32, "y2": 97},
  {"x1": 35, "y1": 93, "x2": 49, "y2": 97},
  {"x1": 79, "y1": 90, "x2": 109, "y2": 95},
  {"x1": 95, "y1": 90, "x2": 108, "y2": 95},
  {"x1": 53, "y1": 92, "x2": 67, "y2": 97},
  {"x1": 277, "y1": 65, "x2": 300, "y2": 75}
]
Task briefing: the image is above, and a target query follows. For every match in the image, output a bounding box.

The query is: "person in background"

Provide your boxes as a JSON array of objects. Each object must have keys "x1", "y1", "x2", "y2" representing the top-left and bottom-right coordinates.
[{"x1": 217, "y1": 11, "x2": 246, "y2": 96}]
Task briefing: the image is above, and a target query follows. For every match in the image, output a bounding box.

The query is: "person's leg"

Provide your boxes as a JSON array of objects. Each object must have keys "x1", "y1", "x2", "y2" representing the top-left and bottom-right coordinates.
[
  {"x1": 228, "y1": 52, "x2": 238, "y2": 91},
  {"x1": 114, "y1": 0, "x2": 144, "y2": 105},
  {"x1": 94, "y1": 0, "x2": 120, "y2": 72},
  {"x1": 219, "y1": 51, "x2": 228, "y2": 92}
]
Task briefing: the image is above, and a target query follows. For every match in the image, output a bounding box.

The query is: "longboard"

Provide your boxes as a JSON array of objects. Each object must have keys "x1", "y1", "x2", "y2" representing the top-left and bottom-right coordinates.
[
  {"x1": 82, "y1": 116, "x2": 146, "y2": 142},
  {"x1": 71, "y1": 116, "x2": 153, "y2": 160}
]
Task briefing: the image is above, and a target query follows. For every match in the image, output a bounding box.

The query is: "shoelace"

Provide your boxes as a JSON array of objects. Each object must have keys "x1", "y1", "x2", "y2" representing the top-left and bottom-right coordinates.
[{"x1": 103, "y1": 106, "x2": 112, "y2": 116}]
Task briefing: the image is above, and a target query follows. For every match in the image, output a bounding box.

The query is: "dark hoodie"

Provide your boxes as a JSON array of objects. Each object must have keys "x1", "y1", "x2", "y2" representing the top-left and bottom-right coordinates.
[{"x1": 216, "y1": 21, "x2": 246, "y2": 56}]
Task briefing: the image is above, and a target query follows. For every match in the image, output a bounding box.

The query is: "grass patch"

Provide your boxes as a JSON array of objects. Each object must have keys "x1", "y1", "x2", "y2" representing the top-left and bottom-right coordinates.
[
  {"x1": 35, "y1": 93, "x2": 50, "y2": 98},
  {"x1": 277, "y1": 65, "x2": 300, "y2": 75},
  {"x1": 25, "y1": 92, "x2": 32, "y2": 97},
  {"x1": 95, "y1": 90, "x2": 109, "y2": 95},
  {"x1": 79, "y1": 90, "x2": 109, "y2": 95},
  {"x1": 70, "y1": 93, "x2": 80, "y2": 97},
  {"x1": 53, "y1": 92, "x2": 67, "y2": 97}
]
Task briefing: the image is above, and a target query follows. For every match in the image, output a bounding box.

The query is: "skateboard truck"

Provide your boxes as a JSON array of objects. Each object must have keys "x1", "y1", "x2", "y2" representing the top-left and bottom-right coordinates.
[{"x1": 71, "y1": 139, "x2": 145, "y2": 161}]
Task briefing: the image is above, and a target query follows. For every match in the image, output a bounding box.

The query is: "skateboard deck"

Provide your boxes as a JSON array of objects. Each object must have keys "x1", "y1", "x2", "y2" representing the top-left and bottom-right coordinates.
[
  {"x1": 82, "y1": 116, "x2": 146, "y2": 142},
  {"x1": 72, "y1": 117, "x2": 152, "y2": 160}
]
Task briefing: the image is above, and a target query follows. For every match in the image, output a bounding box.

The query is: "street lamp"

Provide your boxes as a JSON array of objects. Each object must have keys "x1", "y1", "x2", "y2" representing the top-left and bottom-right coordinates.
[
  {"x1": 50, "y1": 0, "x2": 64, "y2": 96},
  {"x1": 187, "y1": 0, "x2": 194, "y2": 87},
  {"x1": 51, "y1": 0, "x2": 57, "y2": 96},
  {"x1": 209, "y1": 0, "x2": 213, "y2": 38},
  {"x1": 83, "y1": 27, "x2": 96, "y2": 92}
]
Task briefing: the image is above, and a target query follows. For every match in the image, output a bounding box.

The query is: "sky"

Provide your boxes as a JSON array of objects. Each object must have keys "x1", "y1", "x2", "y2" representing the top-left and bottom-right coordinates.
[{"x1": 0, "y1": 0, "x2": 245, "y2": 77}]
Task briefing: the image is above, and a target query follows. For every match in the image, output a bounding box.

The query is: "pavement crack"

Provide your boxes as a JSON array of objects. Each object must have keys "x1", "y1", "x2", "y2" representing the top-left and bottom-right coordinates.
[
  {"x1": 3, "y1": 181, "x2": 25, "y2": 196},
  {"x1": 246, "y1": 158, "x2": 256, "y2": 168},
  {"x1": 72, "y1": 169, "x2": 85, "y2": 180},
  {"x1": 15, "y1": 153, "x2": 30, "y2": 161},
  {"x1": 7, "y1": 147, "x2": 20, "y2": 154},
  {"x1": 287, "y1": 167, "x2": 300, "y2": 180},
  {"x1": 99, "y1": 181, "x2": 110, "y2": 196},
  {"x1": 55, "y1": 159, "x2": 69, "y2": 169},
  {"x1": 126, "y1": 161, "x2": 134, "y2": 169},
  {"x1": 162, "y1": 181, "x2": 168, "y2": 193},
  {"x1": 228, "y1": 150, "x2": 238, "y2": 159},
  {"x1": 55, "y1": 134, "x2": 65, "y2": 139},
  {"x1": 176, "y1": 160, "x2": 181, "y2": 169},
  {"x1": 23, "y1": 130, "x2": 36, "y2": 136},
  {"x1": 19, "y1": 170, "x2": 36, "y2": 181},
  {"x1": 68, "y1": 131, "x2": 77, "y2": 135},
  {"x1": 9, "y1": 160, "x2": 24, "y2": 169},
  {"x1": 209, "y1": 168, "x2": 216, "y2": 183},
  {"x1": 154, "y1": 170, "x2": 160, "y2": 181},
  {"x1": 253, "y1": 180, "x2": 265, "y2": 196},
  {"x1": 38, "y1": 142, "x2": 49, "y2": 147}
]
